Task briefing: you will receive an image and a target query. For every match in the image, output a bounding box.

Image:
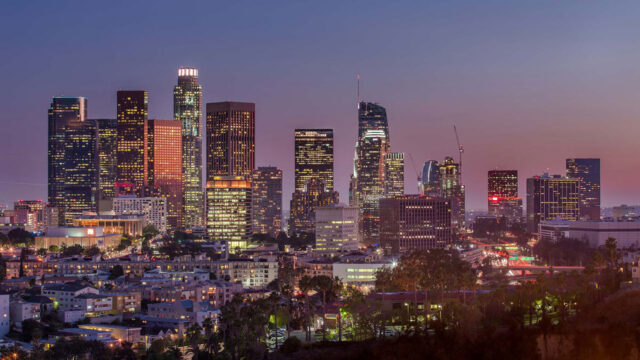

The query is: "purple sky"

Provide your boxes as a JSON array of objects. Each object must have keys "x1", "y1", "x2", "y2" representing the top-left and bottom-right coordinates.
[{"x1": 2, "y1": 1, "x2": 640, "y2": 210}]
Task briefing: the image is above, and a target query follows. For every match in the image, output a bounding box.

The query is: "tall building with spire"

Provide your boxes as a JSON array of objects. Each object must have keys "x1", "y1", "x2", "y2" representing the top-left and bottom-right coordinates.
[
  {"x1": 351, "y1": 102, "x2": 391, "y2": 244},
  {"x1": 174, "y1": 67, "x2": 203, "y2": 228},
  {"x1": 116, "y1": 90, "x2": 148, "y2": 188},
  {"x1": 48, "y1": 97, "x2": 98, "y2": 224}
]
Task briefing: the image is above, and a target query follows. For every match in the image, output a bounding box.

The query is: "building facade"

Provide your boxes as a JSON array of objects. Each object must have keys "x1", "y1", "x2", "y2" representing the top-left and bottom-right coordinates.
[
  {"x1": 294, "y1": 129, "x2": 334, "y2": 192},
  {"x1": 116, "y1": 91, "x2": 149, "y2": 188},
  {"x1": 95, "y1": 119, "x2": 118, "y2": 213},
  {"x1": 147, "y1": 120, "x2": 183, "y2": 230},
  {"x1": 174, "y1": 67, "x2": 204, "y2": 229},
  {"x1": 206, "y1": 102, "x2": 255, "y2": 181},
  {"x1": 315, "y1": 204, "x2": 359, "y2": 253},
  {"x1": 251, "y1": 167, "x2": 282, "y2": 237},
  {"x1": 526, "y1": 174, "x2": 579, "y2": 232},
  {"x1": 205, "y1": 176, "x2": 252, "y2": 252},
  {"x1": 289, "y1": 179, "x2": 339, "y2": 236},
  {"x1": 440, "y1": 157, "x2": 465, "y2": 232},
  {"x1": 380, "y1": 195, "x2": 453, "y2": 253},
  {"x1": 113, "y1": 196, "x2": 167, "y2": 233},
  {"x1": 487, "y1": 170, "x2": 522, "y2": 222},
  {"x1": 384, "y1": 152, "x2": 404, "y2": 197},
  {"x1": 48, "y1": 97, "x2": 98, "y2": 225},
  {"x1": 566, "y1": 158, "x2": 601, "y2": 220},
  {"x1": 421, "y1": 160, "x2": 441, "y2": 196}
]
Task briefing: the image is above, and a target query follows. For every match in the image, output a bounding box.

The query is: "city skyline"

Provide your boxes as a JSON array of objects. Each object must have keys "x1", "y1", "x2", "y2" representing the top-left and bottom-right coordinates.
[{"x1": 3, "y1": 2, "x2": 640, "y2": 210}]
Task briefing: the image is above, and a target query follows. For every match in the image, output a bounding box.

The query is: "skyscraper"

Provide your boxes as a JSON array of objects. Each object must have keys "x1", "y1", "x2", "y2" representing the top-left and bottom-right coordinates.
[
  {"x1": 252, "y1": 167, "x2": 282, "y2": 237},
  {"x1": 147, "y1": 120, "x2": 183, "y2": 231},
  {"x1": 440, "y1": 156, "x2": 465, "y2": 231},
  {"x1": 421, "y1": 160, "x2": 441, "y2": 196},
  {"x1": 289, "y1": 178, "x2": 339, "y2": 235},
  {"x1": 206, "y1": 176, "x2": 252, "y2": 252},
  {"x1": 117, "y1": 91, "x2": 148, "y2": 188},
  {"x1": 294, "y1": 129, "x2": 334, "y2": 192},
  {"x1": 95, "y1": 119, "x2": 117, "y2": 213},
  {"x1": 566, "y1": 158, "x2": 601, "y2": 220},
  {"x1": 384, "y1": 152, "x2": 404, "y2": 197},
  {"x1": 526, "y1": 174, "x2": 579, "y2": 232},
  {"x1": 354, "y1": 129, "x2": 388, "y2": 243},
  {"x1": 174, "y1": 67, "x2": 203, "y2": 228},
  {"x1": 380, "y1": 196, "x2": 453, "y2": 253},
  {"x1": 48, "y1": 97, "x2": 98, "y2": 225},
  {"x1": 358, "y1": 102, "x2": 389, "y2": 141},
  {"x1": 488, "y1": 170, "x2": 522, "y2": 222},
  {"x1": 206, "y1": 101, "x2": 255, "y2": 180}
]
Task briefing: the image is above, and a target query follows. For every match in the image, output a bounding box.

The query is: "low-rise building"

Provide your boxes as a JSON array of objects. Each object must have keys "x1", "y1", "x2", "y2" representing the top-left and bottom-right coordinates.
[
  {"x1": 71, "y1": 293, "x2": 113, "y2": 316},
  {"x1": 569, "y1": 220, "x2": 640, "y2": 248},
  {"x1": 41, "y1": 282, "x2": 99, "y2": 310},
  {"x1": 0, "y1": 294, "x2": 9, "y2": 337},
  {"x1": 78, "y1": 324, "x2": 142, "y2": 343},
  {"x1": 9, "y1": 301, "x2": 40, "y2": 327},
  {"x1": 36, "y1": 226, "x2": 121, "y2": 250}
]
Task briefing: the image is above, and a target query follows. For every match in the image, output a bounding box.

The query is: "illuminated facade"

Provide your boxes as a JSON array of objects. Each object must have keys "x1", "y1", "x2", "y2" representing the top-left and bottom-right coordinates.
[
  {"x1": 251, "y1": 167, "x2": 282, "y2": 237},
  {"x1": 352, "y1": 102, "x2": 391, "y2": 244},
  {"x1": 206, "y1": 176, "x2": 252, "y2": 252},
  {"x1": 174, "y1": 67, "x2": 203, "y2": 228},
  {"x1": 566, "y1": 158, "x2": 601, "y2": 220},
  {"x1": 48, "y1": 97, "x2": 98, "y2": 225},
  {"x1": 487, "y1": 170, "x2": 522, "y2": 222},
  {"x1": 526, "y1": 174, "x2": 579, "y2": 232},
  {"x1": 353, "y1": 130, "x2": 388, "y2": 243},
  {"x1": 113, "y1": 196, "x2": 167, "y2": 233},
  {"x1": 289, "y1": 179, "x2": 339, "y2": 236},
  {"x1": 95, "y1": 119, "x2": 117, "y2": 213},
  {"x1": 294, "y1": 129, "x2": 334, "y2": 192},
  {"x1": 206, "y1": 102, "x2": 255, "y2": 181},
  {"x1": 117, "y1": 91, "x2": 148, "y2": 188},
  {"x1": 315, "y1": 204, "x2": 359, "y2": 253},
  {"x1": 13, "y1": 200, "x2": 57, "y2": 232},
  {"x1": 384, "y1": 152, "x2": 404, "y2": 197},
  {"x1": 440, "y1": 157, "x2": 465, "y2": 232},
  {"x1": 380, "y1": 195, "x2": 453, "y2": 253},
  {"x1": 421, "y1": 160, "x2": 441, "y2": 196},
  {"x1": 147, "y1": 120, "x2": 183, "y2": 231}
]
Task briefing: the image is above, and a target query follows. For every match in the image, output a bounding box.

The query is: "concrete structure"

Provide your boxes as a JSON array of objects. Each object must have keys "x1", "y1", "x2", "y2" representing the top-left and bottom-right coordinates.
[
  {"x1": 315, "y1": 204, "x2": 359, "y2": 253},
  {"x1": 9, "y1": 301, "x2": 40, "y2": 327},
  {"x1": 538, "y1": 219, "x2": 570, "y2": 242},
  {"x1": 36, "y1": 227, "x2": 121, "y2": 250},
  {"x1": 569, "y1": 220, "x2": 640, "y2": 248},
  {"x1": 113, "y1": 196, "x2": 167, "y2": 233},
  {"x1": 73, "y1": 214, "x2": 143, "y2": 236}
]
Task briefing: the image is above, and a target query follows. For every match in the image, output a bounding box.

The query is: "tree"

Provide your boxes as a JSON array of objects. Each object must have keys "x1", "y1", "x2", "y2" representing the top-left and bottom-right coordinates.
[
  {"x1": 7, "y1": 227, "x2": 34, "y2": 246},
  {"x1": 62, "y1": 244, "x2": 84, "y2": 257},
  {"x1": 36, "y1": 248, "x2": 48, "y2": 256},
  {"x1": 299, "y1": 275, "x2": 314, "y2": 342},
  {"x1": 109, "y1": 265, "x2": 124, "y2": 280},
  {"x1": 312, "y1": 275, "x2": 342, "y2": 342},
  {"x1": 142, "y1": 224, "x2": 160, "y2": 240},
  {"x1": 83, "y1": 245, "x2": 101, "y2": 257}
]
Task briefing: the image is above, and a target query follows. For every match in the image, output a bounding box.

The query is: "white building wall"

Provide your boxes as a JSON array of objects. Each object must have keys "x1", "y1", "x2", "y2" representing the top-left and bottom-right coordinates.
[
  {"x1": 113, "y1": 197, "x2": 167, "y2": 233},
  {"x1": 569, "y1": 221, "x2": 640, "y2": 248},
  {"x1": 0, "y1": 295, "x2": 10, "y2": 337}
]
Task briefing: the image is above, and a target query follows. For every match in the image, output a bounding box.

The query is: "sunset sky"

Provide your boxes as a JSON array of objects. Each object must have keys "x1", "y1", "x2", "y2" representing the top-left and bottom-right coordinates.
[{"x1": 2, "y1": 1, "x2": 640, "y2": 210}]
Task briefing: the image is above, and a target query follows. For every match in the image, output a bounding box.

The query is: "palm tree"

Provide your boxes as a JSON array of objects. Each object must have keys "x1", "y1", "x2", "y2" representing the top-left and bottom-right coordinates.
[
  {"x1": 299, "y1": 275, "x2": 314, "y2": 342},
  {"x1": 375, "y1": 267, "x2": 394, "y2": 337},
  {"x1": 185, "y1": 323, "x2": 202, "y2": 360},
  {"x1": 312, "y1": 275, "x2": 342, "y2": 342}
]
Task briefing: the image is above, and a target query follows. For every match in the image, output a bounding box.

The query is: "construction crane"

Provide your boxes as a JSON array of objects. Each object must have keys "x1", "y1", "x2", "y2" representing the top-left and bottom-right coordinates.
[
  {"x1": 453, "y1": 125, "x2": 464, "y2": 181},
  {"x1": 408, "y1": 153, "x2": 422, "y2": 194}
]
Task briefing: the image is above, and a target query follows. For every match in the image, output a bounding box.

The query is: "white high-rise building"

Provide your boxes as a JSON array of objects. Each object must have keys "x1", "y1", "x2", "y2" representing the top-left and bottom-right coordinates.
[
  {"x1": 113, "y1": 196, "x2": 167, "y2": 233},
  {"x1": 315, "y1": 204, "x2": 359, "y2": 253}
]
